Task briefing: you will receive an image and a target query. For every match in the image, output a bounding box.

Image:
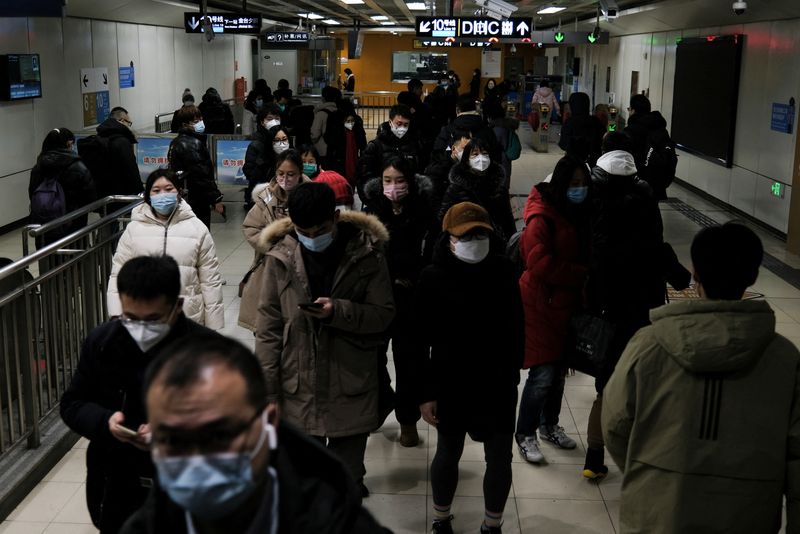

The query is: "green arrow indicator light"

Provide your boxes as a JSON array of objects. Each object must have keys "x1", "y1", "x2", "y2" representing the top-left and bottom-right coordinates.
[
  {"x1": 588, "y1": 32, "x2": 598, "y2": 43},
  {"x1": 554, "y1": 32, "x2": 565, "y2": 43}
]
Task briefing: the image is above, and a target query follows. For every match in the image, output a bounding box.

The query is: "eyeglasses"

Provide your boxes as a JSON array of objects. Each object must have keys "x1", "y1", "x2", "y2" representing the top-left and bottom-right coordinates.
[
  {"x1": 120, "y1": 302, "x2": 177, "y2": 326},
  {"x1": 152, "y1": 410, "x2": 263, "y2": 455}
]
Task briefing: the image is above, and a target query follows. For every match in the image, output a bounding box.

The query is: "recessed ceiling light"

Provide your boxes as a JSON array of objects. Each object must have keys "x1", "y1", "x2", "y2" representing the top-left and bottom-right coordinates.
[
  {"x1": 341, "y1": 0, "x2": 365, "y2": 3},
  {"x1": 371, "y1": 15, "x2": 389, "y2": 20},
  {"x1": 380, "y1": 21, "x2": 397, "y2": 25},
  {"x1": 406, "y1": 2, "x2": 427, "y2": 9},
  {"x1": 322, "y1": 19, "x2": 341, "y2": 25},
  {"x1": 537, "y1": 6, "x2": 567, "y2": 14},
  {"x1": 299, "y1": 13, "x2": 324, "y2": 19}
]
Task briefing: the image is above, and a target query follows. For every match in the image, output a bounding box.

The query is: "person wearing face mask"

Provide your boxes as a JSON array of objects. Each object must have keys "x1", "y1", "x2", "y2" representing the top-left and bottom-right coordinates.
[
  {"x1": 197, "y1": 87, "x2": 235, "y2": 134},
  {"x1": 242, "y1": 107, "x2": 284, "y2": 208},
  {"x1": 364, "y1": 157, "x2": 436, "y2": 446},
  {"x1": 120, "y1": 335, "x2": 391, "y2": 534},
  {"x1": 29, "y1": 127, "x2": 96, "y2": 244},
  {"x1": 107, "y1": 169, "x2": 224, "y2": 330},
  {"x1": 422, "y1": 131, "x2": 470, "y2": 218},
  {"x1": 62, "y1": 255, "x2": 214, "y2": 534},
  {"x1": 338, "y1": 99, "x2": 367, "y2": 187},
  {"x1": 413, "y1": 202, "x2": 524, "y2": 534},
  {"x1": 357, "y1": 104, "x2": 423, "y2": 207},
  {"x1": 514, "y1": 157, "x2": 591, "y2": 467},
  {"x1": 239, "y1": 150, "x2": 311, "y2": 332},
  {"x1": 300, "y1": 144, "x2": 355, "y2": 210},
  {"x1": 255, "y1": 182, "x2": 395, "y2": 498},
  {"x1": 439, "y1": 138, "x2": 516, "y2": 240},
  {"x1": 434, "y1": 95, "x2": 501, "y2": 162},
  {"x1": 168, "y1": 106, "x2": 225, "y2": 229}
]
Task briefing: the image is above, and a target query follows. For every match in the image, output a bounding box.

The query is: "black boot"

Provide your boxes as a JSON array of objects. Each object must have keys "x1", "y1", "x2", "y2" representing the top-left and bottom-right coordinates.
[{"x1": 582, "y1": 447, "x2": 608, "y2": 480}]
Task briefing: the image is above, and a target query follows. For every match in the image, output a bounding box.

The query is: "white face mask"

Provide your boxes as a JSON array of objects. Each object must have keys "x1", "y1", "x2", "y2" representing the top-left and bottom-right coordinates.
[
  {"x1": 469, "y1": 154, "x2": 490, "y2": 172},
  {"x1": 122, "y1": 320, "x2": 171, "y2": 353},
  {"x1": 193, "y1": 120, "x2": 205, "y2": 134},
  {"x1": 391, "y1": 123, "x2": 408, "y2": 139},
  {"x1": 273, "y1": 141, "x2": 289, "y2": 154},
  {"x1": 453, "y1": 237, "x2": 491, "y2": 264},
  {"x1": 344, "y1": 121, "x2": 355, "y2": 131},
  {"x1": 265, "y1": 118, "x2": 281, "y2": 130}
]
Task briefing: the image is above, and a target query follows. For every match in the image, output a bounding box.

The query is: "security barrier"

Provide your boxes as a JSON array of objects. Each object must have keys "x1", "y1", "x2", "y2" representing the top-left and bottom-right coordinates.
[{"x1": 0, "y1": 196, "x2": 141, "y2": 458}]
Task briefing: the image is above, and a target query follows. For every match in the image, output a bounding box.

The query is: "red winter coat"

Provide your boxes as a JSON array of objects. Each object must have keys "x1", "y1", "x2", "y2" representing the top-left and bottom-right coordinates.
[{"x1": 519, "y1": 185, "x2": 588, "y2": 368}]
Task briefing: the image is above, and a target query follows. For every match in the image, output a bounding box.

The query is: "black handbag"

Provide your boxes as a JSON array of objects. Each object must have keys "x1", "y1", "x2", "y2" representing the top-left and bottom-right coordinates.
[{"x1": 565, "y1": 313, "x2": 616, "y2": 377}]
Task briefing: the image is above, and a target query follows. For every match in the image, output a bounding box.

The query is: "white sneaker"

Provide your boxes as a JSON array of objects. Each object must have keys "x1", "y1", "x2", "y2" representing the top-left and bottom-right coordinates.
[
  {"x1": 539, "y1": 425, "x2": 578, "y2": 450},
  {"x1": 516, "y1": 434, "x2": 544, "y2": 464}
]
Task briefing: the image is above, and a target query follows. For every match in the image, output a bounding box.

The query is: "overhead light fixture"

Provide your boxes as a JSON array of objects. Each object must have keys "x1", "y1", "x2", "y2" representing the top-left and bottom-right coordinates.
[
  {"x1": 371, "y1": 15, "x2": 389, "y2": 20},
  {"x1": 341, "y1": 0, "x2": 365, "y2": 3},
  {"x1": 299, "y1": 13, "x2": 324, "y2": 19},
  {"x1": 406, "y1": 2, "x2": 427, "y2": 9},
  {"x1": 380, "y1": 21, "x2": 396, "y2": 25},
  {"x1": 537, "y1": 6, "x2": 567, "y2": 14},
  {"x1": 322, "y1": 19, "x2": 342, "y2": 25}
]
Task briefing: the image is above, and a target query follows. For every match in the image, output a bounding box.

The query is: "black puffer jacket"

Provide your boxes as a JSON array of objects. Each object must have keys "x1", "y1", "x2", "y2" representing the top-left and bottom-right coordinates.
[
  {"x1": 96, "y1": 117, "x2": 143, "y2": 196},
  {"x1": 559, "y1": 92, "x2": 604, "y2": 166},
  {"x1": 624, "y1": 110, "x2": 672, "y2": 199},
  {"x1": 198, "y1": 91, "x2": 235, "y2": 134},
  {"x1": 588, "y1": 150, "x2": 666, "y2": 324},
  {"x1": 168, "y1": 130, "x2": 222, "y2": 225},
  {"x1": 243, "y1": 125, "x2": 275, "y2": 186},
  {"x1": 422, "y1": 151, "x2": 457, "y2": 216},
  {"x1": 29, "y1": 149, "x2": 96, "y2": 227},
  {"x1": 433, "y1": 112, "x2": 501, "y2": 162},
  {"x1": 120, "y1": 422, "x2": 391, "y2": 534},
  {"x1": 357, "y1": 122, "x2": 424, "y2": 201},
  {"x1": 413, "y1": 235, "x2": 524, "y2": 437},
  {"x1": 364, "y1": 175, "x2": 437, "y2": 282},
  {"x1": 439, "y1": 162, "x2": 515, "y2": 239}
]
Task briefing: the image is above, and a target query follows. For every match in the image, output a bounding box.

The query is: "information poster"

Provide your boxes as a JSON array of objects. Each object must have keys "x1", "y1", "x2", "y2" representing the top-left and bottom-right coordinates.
[
  {"x1": 136, "y1": 137, "x2": 174, "y2": 181},
  {"x1": 80, "y1": 67, "x2": 110, "y2": 127},
  {"x1": 215, "y1": 139, "x2": 251, "y2": 185}
]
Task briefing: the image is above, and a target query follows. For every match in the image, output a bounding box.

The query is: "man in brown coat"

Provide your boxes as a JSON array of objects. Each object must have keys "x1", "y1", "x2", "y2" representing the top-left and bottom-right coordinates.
[{"x1": 255, "y1": 181, "x2": 395, "y2": 497}]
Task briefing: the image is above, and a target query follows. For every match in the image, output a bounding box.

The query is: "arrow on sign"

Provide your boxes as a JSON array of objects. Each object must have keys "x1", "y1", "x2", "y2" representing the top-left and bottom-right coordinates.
[
  {"x1": 516, "y1": 21, "x2": 529, "y2": 35},
  {"x1": 419, "y1": 20, "x2": 431, "y2": 33},
  {"x1": 554, "y1": 31, "x2": 565, "y2": 43},
  {"x1": 83, "y1": 75, "x2": 88, "y2": 87},
  {"x1": 102, "y1": 73, "x2": 108, "y2": 84},
  {"x1": 587, "y1": 32, "x2": 598, "y2": 43},
  {"x1": 188, "y1": 16, "x2": 200, "y2": 30}
]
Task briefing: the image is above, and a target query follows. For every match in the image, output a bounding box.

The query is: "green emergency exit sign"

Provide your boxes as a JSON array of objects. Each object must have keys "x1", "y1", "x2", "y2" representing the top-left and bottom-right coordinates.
[{"x1": 772, "y1": 182, "x2": 784, "y2": 198}]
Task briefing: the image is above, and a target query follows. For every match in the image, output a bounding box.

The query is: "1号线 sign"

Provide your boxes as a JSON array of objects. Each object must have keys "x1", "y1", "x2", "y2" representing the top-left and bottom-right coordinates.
[
  {"x1": 184, "y1": 12, "x2": 262, "y2": 34},
  {"x1": 416, "y1": 16, "x2": 532, "y2": 39}
]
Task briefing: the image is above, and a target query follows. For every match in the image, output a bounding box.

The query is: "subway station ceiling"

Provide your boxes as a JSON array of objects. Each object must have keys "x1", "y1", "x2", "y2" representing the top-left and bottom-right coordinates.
[{"x1": 64, "y1": 0, "x2": 800, "y2": 35}]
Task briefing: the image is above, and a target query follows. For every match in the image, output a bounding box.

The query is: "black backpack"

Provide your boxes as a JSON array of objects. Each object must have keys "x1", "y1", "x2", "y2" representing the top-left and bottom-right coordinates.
[
  {"x1": 321, "y1": 108, "x2": 345, "y2": 163},
  {"x1": 506, "y1": 215, "x2": 555, "y2": 279},
  {"x1": 30, "y1": 174, "x2": 66, "y2": 226},
  {"x1": 643, "y1": 128, "x2": 678, "y2": 193},
  {"x1": 77, "y1": 135, "x2": 113, "y2": 198}
]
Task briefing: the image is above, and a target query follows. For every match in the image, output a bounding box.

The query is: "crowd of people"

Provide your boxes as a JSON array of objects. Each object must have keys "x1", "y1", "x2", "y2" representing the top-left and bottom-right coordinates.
[{"x1": 25, "y1": 74, "x2": 800, "y2": 534}]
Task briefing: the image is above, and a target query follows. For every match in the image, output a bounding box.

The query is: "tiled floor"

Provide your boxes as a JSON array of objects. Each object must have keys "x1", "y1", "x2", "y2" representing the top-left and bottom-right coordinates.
[{"x1": 1, "y1": 125, "x2": 799, "y2": 533}]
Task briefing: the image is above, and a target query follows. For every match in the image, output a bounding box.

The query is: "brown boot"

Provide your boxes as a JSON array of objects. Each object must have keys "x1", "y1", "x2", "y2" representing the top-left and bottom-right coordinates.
[{"x1": 399, "y1": 424, "x2": 420, "y2": 447}]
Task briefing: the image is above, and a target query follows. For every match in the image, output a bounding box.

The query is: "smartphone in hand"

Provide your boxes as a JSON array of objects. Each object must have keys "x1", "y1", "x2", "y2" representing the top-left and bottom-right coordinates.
[
  {"x1": 298, "y1": 302, "x2": 324, "y2": 311},
  {"x1": 116, "y1": 424, "x2": 139, "y2": 438}
]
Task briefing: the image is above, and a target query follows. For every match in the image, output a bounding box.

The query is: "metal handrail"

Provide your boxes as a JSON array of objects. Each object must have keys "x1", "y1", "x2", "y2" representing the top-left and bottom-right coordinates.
[{"x1": 24, "y1": 195, "x2": 142, "y2": 238}]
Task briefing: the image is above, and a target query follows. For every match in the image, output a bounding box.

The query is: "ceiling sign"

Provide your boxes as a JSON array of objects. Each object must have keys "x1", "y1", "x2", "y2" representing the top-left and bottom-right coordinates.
[
  {"x1": 264, "y1": 32, "x2": 310, "y2": 43},
  {"x1": 184, "y1": 12, "x2": 262, "y2": 34},
  {"x1": 532, "y1": 30, "x2": 610, "y2": 45},
  {"x1": 416, "y1": 16, "x2": 532, "y2": 39}
]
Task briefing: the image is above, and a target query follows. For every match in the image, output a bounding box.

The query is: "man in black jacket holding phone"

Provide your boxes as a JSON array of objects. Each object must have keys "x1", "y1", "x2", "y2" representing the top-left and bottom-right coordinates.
[{"x1": 60, "y1": 256, "x2": 211, "y2": 533}]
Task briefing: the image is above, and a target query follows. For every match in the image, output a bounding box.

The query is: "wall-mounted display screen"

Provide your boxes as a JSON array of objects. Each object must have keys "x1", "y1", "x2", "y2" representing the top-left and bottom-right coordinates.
[
  {"x1": 671, "y1": 35, "x2": 743, "y2": 168},
  {"x1": 0, "y1": 54, "x2": 42, "y2": 101},
  {"x1": 392, "y1": 52, "x2": 448, "y2": 83}
]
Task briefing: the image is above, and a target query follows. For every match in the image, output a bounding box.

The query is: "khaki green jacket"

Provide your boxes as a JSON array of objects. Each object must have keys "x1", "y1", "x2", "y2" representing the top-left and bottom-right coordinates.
[
  {"x1": 254, "y1": 211, "x2": 394, "y2": 438},
  {"x1": 603, "y1": 299, "x2": 800, "y2": 534}
]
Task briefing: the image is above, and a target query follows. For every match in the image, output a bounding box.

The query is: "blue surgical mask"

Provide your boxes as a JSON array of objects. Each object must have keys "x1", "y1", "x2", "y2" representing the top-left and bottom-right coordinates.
[
  {"x1": 153, "y1": 413, "x2": 277, "y2": 521},
  {"x1": 297, "y1": 231, "x2": 334, "y2": 253},
  {"x1": 193, "y1": 120, "x2": 205, "y2": 134},
  {"x1": 567, "y1": 186, "x2": 589, "y2": 204},
  {"x1": 150, "y1": 192, "x2": 179, "y2": 216},
  {"x1": 303, "y1": 163, "x2": 318, "y2": 176},
  {"x1": 255, "y1": 98, "x2": 263, "y2": 109},
  {"x1": 278, "y1": 104, "x2": 286, "y2": 112}
]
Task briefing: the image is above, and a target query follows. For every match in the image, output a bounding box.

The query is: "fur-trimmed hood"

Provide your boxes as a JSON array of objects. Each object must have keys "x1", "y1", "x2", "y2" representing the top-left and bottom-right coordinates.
[{"x1": 256, "y1": 209, "x2": 389, "y2": 255}]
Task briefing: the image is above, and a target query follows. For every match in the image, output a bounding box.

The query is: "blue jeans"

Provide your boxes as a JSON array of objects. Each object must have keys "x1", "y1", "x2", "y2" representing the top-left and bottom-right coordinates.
[{"x1": 515, "y1": 363, "x2": 566, "y2": 437}]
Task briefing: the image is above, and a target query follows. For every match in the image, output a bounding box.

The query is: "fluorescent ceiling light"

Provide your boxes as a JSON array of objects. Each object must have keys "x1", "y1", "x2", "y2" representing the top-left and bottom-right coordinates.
[
  {"x1": 406, "y1": 2, "x2": 427, "y2": 9},
  {"x1": 380, "y1": 21, "x2": 396, "y2": 25},
  {"x1": 299, "y1": 13, "x2": 324, "y2": 19},
  {"x1": 537, "y1": 6, "x2": 567, "y2": 14},
  {"x1": 322, "y1": 19, "x2": 342, "y2": 24},
  {"x1": 341, "y1": 0, "x2": 365, "y2": 3},
  {"x1": 371, "y1": 15, "x2": 389, "y2": 20}
]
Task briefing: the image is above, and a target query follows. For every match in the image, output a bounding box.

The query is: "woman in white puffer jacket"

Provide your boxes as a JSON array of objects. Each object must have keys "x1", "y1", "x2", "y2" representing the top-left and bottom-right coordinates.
[{"x1": 107, "y1": 169, "x2": 224, "y2": 329}]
